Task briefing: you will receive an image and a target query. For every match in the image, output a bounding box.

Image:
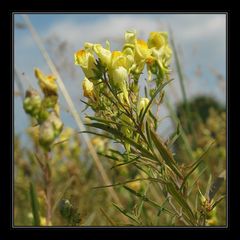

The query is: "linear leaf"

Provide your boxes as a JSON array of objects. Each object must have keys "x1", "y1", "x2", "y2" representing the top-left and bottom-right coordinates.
[
  {"x1": 150, "y1": 129, "x2": 183, "y2": 179},
  {"x1": 124, "y1": 186, "x2": 174, "y2": 216},
  {"x1": 181, "y1": 141, "x2": 215, "y2": 190},
  {"x1": 112, "y1": 203, "x2": 140, "y2": 224},
  {"x1": 166, "y1": 182, "x2": 195, "y2": 222},
  {"x1": 85, "y1": 122, "x2": 154, "y2": 160}
]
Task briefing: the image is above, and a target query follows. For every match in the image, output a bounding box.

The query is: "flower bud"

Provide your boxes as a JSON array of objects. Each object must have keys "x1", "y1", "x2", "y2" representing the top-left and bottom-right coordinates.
[
  {"x1": 39, "y1": 121, "x2": 55, "y2": 148},
  {"x1": 82, "y1": 77, "x2": 95, "y2": 99},
  {"x1": 138, "y1": 97, "x2": 150, "y2": 115},
  {"x1": 23, "y1": 89, "x2": 42, "y2": 117},
  {"x1": 37, "y1": 108, "x2": 49, "y2": 123},
  {"x1": 125, "y1": 30, "x2": 136, "y2": 45},
  {"x1": 48, "y1": 111, "x2": 64, "y2": 138},
  {"x1": 41, "y1": 95, "x2": 58, "y2": 109},
  {"x1": 59, "y1": 199, "x2": 73, "y2": 218},
  {"x1": 112, "y1": 66, "x2": 129, "y2": 104}
]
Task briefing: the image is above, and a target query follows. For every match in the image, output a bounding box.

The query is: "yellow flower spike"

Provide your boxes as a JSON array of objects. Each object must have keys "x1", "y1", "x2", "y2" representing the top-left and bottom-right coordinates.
[
  {"x1": 93, "y1": 44, "x2": 112, "y2": 67},
  {"x1": 34, "y1": 68, "x2": 58, "y2": 96},
  {"x1": 148, "y1": 32, "x2": 168, "y2": 49},
  {"x1": 82, "y1": 77, "x2": 95, "y2": 99},
  {"x1": 74, "y1": 49, "x2": 97, "y2": 79}
]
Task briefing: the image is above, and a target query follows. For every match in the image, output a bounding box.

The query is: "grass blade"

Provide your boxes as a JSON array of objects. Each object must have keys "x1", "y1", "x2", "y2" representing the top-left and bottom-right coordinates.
[
  {"x1": 180, "y1": 141, "x2": 215, "y2": 190},
  {"x1": 29, "y1": 181, "x2": 40, "y2": 226}
]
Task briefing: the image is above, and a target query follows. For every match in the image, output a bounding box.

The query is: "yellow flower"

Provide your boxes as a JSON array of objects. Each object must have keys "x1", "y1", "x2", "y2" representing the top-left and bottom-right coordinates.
[
  {"x1": 74, "y1": 49, "x2": 97, "y2": 79},
  {"x1": 93, "y1": 44, "x2": 112, "y2": 67},
  {"x1": 82, "y1": 77, "x2": 95, "y2": 99},
  {"x1": 148, "y1": 32, "x2": 172, "y2": 73},
  {"x1": 134, "y1": 39, "x2": 152, "y2": 63},
  {"x1": 34, "y1": 68, "x2": 57, "y2": 96},
  {"x1": 148, "y1": 32, "x2": 168, "y2": 49}
]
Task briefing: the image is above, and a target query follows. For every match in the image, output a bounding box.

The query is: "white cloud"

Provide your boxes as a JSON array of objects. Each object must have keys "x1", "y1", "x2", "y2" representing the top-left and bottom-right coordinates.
[{"x1": 44, "y1": 15, "x2": 161, "y2": 50}]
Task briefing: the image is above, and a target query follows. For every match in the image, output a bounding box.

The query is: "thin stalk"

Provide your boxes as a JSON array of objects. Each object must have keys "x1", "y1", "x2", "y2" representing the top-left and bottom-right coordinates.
[
  {"x1": 164, "y1": 95, "x2": 195, "y2": 161},
  {"x1": 169, "y1": 29, "x2": 197, "y2": 146},
  {"x1": 21, "y1": 14, "x2": 123, "y2": 209},
  {"x1": 44, "y1": 152, "x2": 52, "y2": 226}
]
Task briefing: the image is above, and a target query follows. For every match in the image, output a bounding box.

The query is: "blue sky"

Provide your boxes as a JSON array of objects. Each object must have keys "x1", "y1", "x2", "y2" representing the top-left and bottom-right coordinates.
[{"x1": 14, "y1": 13, "x2": 226, "y2": 142}]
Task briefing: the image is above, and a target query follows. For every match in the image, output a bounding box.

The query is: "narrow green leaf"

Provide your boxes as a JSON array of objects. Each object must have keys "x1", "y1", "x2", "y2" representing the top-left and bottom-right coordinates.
[
  {"x1": 166, "y1": 182, "x2": 195, "y2": 222},
  {"x1": 150, "y1": 129, "x2": 183, "y2": 179},
  {"x1": 86, "y1": 115, "x2": 136, "y2": 131},
  {"x1": 29, "y1": 181, "x2": 40, "y2": 226},
  {"x1": 93, "y1": 177, "x2": 166, "y2": 189},
  {"x1": 85, "y1": 122, "x2": 155, "y2": 160},
  {"x1": 78, "y1": 130, "x2": 115, "y2": 140},
  {"x1": 145, "y1": 121, "x2": 154, "y2": 151},
  {"x1": 124, "y1": 186, "x2": 174, "y2": 216},
  {"x1": 180, "y1": 141, "x2": 215, "y2": 190},
  {"x1": 112, "y1": 203, "x2": 140, "y2": 224}
]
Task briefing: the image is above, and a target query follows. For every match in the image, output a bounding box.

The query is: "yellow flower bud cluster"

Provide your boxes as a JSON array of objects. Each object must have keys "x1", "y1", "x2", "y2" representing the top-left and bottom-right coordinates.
[
  {"x1": 23, "y1": 68, "x2": 63, "y2": 151},
  {"x1": 74, "y1": 30, "x2": 172, "y2": 109}
]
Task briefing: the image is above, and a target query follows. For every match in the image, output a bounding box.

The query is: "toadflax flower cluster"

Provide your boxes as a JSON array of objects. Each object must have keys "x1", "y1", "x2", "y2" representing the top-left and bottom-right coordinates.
[{"x1": 74, "y1": 30, "x2": 172, "y2": 152}]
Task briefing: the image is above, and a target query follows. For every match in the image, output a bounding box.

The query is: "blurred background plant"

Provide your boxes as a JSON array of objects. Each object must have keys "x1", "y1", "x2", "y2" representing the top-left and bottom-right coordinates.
[{"x1": 14, "y1": 14, "x2": 226, "y2": 226}]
